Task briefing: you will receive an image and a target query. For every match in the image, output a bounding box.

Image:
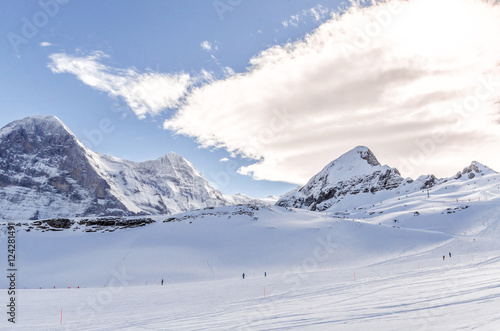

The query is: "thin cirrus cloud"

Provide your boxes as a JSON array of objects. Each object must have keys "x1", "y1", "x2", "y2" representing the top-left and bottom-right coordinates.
[
  {"x1": 164, "y1": 0, "x2": 500, "y2": 184},
  {"x1": 282, "y1": 4, "x2": 333, "y2": 28},
  {"x1": 48, "y1": 51, "x2": 192, "y2": 119}
]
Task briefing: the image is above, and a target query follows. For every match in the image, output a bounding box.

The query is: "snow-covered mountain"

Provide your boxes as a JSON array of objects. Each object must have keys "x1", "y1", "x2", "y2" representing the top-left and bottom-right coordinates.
[
  {"x1": 276, "y1": 146, "x2": 498, "y2": 212},
  {"x1": 0, "y1": 116, "x2": 227, "y2": 220},
  {"x1": 3, "y1": 155, "x2": 500, "y2": 330},
  {"x1": 223, "y1": 193, "x2": 278, "y2": 206},
  {"x1": 276, "y1": 146, "x2": 405, "y2": 211}
]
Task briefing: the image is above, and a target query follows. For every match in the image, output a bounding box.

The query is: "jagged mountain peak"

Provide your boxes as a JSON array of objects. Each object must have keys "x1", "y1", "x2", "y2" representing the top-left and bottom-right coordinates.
[
  {"x1": 454, "y1": 161, "x2": 498, "y2": 179},
  {"x1": 1, "y1": 115, "x2": 67, "y2": 133},
  {"x1": 464, "y1": 161, "x2": 496, "y2": 174},
  {"x1": 140, "y1": 152, "x2": 202, "y2": 177},
  {"x1": 157, "y1": 152, "x2": 194, "y2": 168},
  {"x1": 277, "y1": 146, "x2": 403, "y2": 211},
  {"x1": 308, "y1": 146, "x2": 394, "y2": 187},
  {"x1": 0, "y1": 115, "x2": 86, "y2": 150},
  {"x1": 341, "y1": 146, "x2": 380, "y2": 167}
]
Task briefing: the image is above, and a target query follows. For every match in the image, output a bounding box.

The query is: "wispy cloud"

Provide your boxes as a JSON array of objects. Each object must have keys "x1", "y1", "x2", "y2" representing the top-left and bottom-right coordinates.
[
  {"x1": 164, "y1": 0, "x2": 500, "y2": 184},
  {"x1": 219, "y1": 157, "x2": 229, "y2": 163},
  {"x1": 200, "y1": 41, "x2": 212, "y2": 52},
  {"x1": 282, "y1": 4, "x2": 333, "y2": 28},
  {"x1": 48, "y1": 52, "x2": 191, "y2": 119},
  {"x1": 40, "y1": 42, "x2": 54, "y2": 47}
]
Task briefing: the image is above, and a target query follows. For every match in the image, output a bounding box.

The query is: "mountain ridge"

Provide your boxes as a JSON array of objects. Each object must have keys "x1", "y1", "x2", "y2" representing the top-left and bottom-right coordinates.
[
  {"x1": 0, "y1": 116, "x2": 497, "y2": 219},
  {"x1": 277, "y1": 146, "x2": 497, "y2": 212},
  {"x1": 0, "y1": 116, "x2": 231, "y2": 220}
]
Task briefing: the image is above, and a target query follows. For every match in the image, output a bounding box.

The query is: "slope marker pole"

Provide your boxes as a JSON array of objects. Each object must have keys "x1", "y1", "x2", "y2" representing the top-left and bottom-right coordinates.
[{"x1": 60, "y1": 308, "x2": 63, "y2": 324}]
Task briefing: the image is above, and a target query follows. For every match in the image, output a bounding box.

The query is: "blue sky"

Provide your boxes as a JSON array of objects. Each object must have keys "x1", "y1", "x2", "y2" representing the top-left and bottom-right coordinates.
[
  {"x1": 0, "y1": 0, "x2": 339, "y2": 198},
  {"x1": 1, "y1": 0, "x2": 500, "y2": 198}
]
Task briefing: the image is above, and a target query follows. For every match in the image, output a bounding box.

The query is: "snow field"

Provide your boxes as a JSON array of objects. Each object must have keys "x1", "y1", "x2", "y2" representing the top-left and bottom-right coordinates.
[
  {"x1": 4, "y1": 247, "x2": 500, "y2": 330},
  {"x1": 2, "y1": 177, "x2": 500, "y2": 330}
]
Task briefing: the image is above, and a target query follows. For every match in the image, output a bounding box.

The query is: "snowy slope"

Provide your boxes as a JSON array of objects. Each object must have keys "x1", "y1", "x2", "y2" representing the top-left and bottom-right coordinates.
[
  {"x1": 223, "y1": 193, "x2": 278, "y2": 206},
  {"x1": 1, "y1": 183, "x2": 500, "y2": 329},
  {"x1": 0, "y1": 116, "x2": 227, "y2": 219},
  {"x1": 2, "y1": 128, "x2": 500, "y2": 329}
]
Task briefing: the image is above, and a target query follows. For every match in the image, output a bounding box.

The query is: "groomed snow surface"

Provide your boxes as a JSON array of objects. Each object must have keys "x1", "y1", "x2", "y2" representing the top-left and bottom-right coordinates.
[{"x1": 2, "y1": 180, "x2": 500, "y2": 330}]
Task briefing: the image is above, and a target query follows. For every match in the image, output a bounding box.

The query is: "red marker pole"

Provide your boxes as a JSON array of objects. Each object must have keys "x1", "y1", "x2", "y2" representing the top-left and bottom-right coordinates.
[
  {"x1": 264, "y1": 286, "x2": 266, "y2": 298},
  {"x1": 354, "y1": 271, "x2": 356, "y2": 281},
  {"x1": 60, "y1": 308, "x2": 63, "y2": 324}
]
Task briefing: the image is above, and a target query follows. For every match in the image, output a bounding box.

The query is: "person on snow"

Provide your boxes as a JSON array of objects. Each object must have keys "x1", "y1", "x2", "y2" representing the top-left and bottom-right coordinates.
[
  {"x1": 265, "y1": 272, "x2": 267, "y2": 277},
  {"x1": 161, "y1": 279, "x2": 164, "y2": 285},
  {"x1": 242, "y1": 273, "x2": 245, "y2": 279},
  {"x1": 449, "y1": 252, "x2": 451, "y2": 258},
  {"x1": 443, "y1": 255, "x2": 445, "y2": 260}
]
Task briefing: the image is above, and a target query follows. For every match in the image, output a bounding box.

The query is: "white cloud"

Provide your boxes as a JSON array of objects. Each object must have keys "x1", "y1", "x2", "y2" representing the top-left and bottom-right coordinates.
[
  {"x1": 164, "y1": 0, "x2": 500, "y2": 184},
  {"x1": 201, "y1": 41, "x2": 212, "y2": 52},
  {"x1": 282, "y1": 4, "x2": 333, "y2": 29},
  {"x1": 40, "y1": 42, "x2": 54, "y2": 47},
  {"x1": 48, "y1": 52, "x2": 191, "y2": 119},
  {"x1": 219, "y1": 158, "x2": 230, "y2": 163}
]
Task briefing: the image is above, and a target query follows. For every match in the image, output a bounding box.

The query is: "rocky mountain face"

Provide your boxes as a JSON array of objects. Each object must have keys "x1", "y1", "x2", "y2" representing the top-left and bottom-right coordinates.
[
  {"x1": 0, "y1": 116, "x2": 226, "y2": 220},
  {"x1": 89, "y1": 152, "x2": 227, "y2": 215},
  {"x1": 276, "y1": 146, "x2": 496, "y2": 212},
  {"x1": 276, "y1": 147, "x2": 405, "y2": 211}
]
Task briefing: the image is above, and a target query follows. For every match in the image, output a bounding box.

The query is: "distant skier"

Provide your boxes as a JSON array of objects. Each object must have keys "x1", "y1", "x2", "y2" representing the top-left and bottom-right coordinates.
[
  {"x1": 449, "y1": 252, "x2": 451, "y2": 258},
  {"x1": 242, "y1": 273, "x2": 245, "y2": 279},
  {"x1": 161, "y1": 279, "x2": 164, "y2": 286},
  {"x1": 443, "y1": 255, "x2": 445, "y2": 260},
  {"x1": 265, "y1": 272, "x2": 267, "y2": 277}
]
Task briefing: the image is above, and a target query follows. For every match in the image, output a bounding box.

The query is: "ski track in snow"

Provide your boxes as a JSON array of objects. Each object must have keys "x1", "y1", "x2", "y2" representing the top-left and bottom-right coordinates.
[{"x1": 3, "y1": 252, "x2": 500, "y2": 330}]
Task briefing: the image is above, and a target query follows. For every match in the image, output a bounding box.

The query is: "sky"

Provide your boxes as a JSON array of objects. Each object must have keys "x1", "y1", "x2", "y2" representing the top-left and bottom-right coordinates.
[{"x1": 1, "y1": 0, "x2": 500, "y2": 198}]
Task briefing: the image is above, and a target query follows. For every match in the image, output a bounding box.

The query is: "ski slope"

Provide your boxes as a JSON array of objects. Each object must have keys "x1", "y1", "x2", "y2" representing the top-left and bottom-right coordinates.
[
  {"x1": 1, "y1": 178, "x2": 500, "y2": 330},
  {"x1": 3, "y1": 247, "x2": 500, "y2": 330}
]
